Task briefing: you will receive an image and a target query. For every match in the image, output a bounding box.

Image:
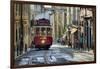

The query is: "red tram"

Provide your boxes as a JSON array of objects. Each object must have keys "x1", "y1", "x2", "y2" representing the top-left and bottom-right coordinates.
[{"x1": 32, "y1": 18, "x2": 53, "y2": 50}]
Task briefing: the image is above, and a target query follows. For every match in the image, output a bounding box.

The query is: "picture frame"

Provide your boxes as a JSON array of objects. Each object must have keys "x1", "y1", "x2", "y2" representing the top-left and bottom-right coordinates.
[{"x1": 11, "y1": 0, "x2": 96, "y2": 68}]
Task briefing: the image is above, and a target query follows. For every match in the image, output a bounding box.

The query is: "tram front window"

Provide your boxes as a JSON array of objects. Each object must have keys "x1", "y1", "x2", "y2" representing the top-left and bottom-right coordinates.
[
  {"x1": 36, "y1": 28, "x2": 40, "y2": 35},
  {"x1": 47, "y1": 28, "x2": 51, "y2": 35},
  {"x1": 41, "y1": 28, "x2": 46, "y2": 36}
]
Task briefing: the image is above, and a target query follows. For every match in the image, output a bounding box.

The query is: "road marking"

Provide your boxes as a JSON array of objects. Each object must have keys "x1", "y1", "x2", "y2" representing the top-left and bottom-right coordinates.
[
  {"x1": 49, "y1": 55, "x2": 57, "y2": 62},
  {"x1": 36, "y1": 57, "x2": 45, "y2": 62},
  {"x1": 19, "y1": 58, "x2": 30, "y2": 65}
]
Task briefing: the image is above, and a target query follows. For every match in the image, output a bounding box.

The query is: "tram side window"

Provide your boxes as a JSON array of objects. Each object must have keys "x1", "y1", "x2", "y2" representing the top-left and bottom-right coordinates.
[
  {"x1": 47, "y1": 28, "x2": 51, "y2": 35},
  {"x1": 41, "y1": 28, "x2": 46, "y2": 36},
  {"x1": 36, "y1": 28, "x2": 40, "y2": 35}
]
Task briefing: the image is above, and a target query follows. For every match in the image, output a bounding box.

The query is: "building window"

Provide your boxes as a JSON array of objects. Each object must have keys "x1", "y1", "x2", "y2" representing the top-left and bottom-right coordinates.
[{"x1": 15, "y1": 4, "x2": 19, "y2": 16}]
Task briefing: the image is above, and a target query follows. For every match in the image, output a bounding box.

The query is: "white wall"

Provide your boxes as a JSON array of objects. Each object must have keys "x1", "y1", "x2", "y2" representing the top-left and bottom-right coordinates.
[{"x1": 0, "y1": 0, "x2": 100, "y2": 69}]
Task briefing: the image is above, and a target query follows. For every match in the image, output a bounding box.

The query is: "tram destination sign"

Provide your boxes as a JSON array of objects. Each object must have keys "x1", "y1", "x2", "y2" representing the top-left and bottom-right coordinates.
[{"x1": 34, "y1": 18, "x2": 50, "y2": 26}]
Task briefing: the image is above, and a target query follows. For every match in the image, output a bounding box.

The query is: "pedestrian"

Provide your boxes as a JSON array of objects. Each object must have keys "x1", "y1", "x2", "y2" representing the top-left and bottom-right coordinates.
[
  {"x1": 20, "y1": 41, "x2": 23, "y2": 55},
  {"x1": 68, "y1": 41, "x2": 72, "y2": 48},
  {"x1": 25, "y1": 44, "x2": 27, "y2": 52},
  {"x1": 74, "y1": 38, "x2": 78, "y2": 49},
  {"x1": 17, "y1": 44, "x2": 19, "y2": 56},
  {"x1": 79, "y1": 33, "x2": 83, "y2": 50}
]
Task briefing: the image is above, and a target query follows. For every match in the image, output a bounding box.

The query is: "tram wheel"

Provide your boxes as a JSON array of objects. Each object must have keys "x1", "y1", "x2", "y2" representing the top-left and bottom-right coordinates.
[
  {"x1": 38, "y1": 48, "x2": 41, "y2": 50},
  {"x1": 44, "y1": 47, "x2": 49, "y2": 50},
  {"x1": 45, "y1": 46, "x2": 50, "y2": 50}
]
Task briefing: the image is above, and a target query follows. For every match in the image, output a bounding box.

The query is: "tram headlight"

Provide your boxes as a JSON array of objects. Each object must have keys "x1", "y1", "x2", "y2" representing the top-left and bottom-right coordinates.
[{"x1": 41, "y1": 40, "x2": 45, "y2": 44}]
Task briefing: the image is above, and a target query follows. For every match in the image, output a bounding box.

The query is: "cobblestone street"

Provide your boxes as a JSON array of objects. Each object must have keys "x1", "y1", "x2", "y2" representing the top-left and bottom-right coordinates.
[{"x1": 15, "y1": 43, "x2": 94, "y2": 66}]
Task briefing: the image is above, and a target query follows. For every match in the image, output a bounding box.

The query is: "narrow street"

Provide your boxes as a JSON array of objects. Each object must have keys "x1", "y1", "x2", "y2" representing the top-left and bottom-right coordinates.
[
  {"x1": 13, "y1": 4, "x2": 95, "y2": 67},
  {"x1": 15, "y1": 43, "x2": 94, "y2": 66}
]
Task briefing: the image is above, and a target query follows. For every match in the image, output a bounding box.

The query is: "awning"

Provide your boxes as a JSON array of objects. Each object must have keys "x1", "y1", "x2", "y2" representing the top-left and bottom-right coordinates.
[{"x1": 71, "y1": 28, "x2": 77, "y2": 34}]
